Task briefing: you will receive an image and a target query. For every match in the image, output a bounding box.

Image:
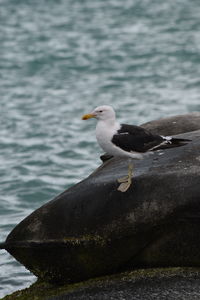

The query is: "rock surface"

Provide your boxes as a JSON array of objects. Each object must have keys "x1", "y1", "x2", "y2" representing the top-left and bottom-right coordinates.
[
  {"x1": 2, "y1": 268, "x2": 200, "y2": 300},
  {"x1": 49, "y1": 268, "x2": 200, "y2": 300},
  {"x1": 141, "y1": 112, "x2": 200, "y2": 135},
  {"x1": 1, "y1": 128, "x2": 200, "y2": 285}
]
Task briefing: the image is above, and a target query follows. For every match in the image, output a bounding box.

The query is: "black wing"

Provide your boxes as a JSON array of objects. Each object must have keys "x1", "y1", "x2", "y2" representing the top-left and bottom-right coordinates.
[{"x1": 112, "y1": 124, "x2": 165, "y2": 153}]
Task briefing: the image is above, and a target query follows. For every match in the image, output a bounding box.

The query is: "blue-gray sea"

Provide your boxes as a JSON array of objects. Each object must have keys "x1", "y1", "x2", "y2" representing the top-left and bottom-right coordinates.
[{"x1": 1, "y1": 0, "x2": 200, "y2": 297}]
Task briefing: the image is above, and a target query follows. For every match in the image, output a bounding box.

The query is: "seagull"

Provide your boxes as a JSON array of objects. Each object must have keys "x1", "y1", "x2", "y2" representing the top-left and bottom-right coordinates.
[{"x1": 82, "y1": 105, "x2": 190, "y2": 192}]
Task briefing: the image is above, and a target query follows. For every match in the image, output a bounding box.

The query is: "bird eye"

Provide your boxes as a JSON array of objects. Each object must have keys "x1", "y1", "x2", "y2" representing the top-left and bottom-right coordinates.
[{"x1": 99, "y1": 110, "x2": 103, "y2": 113}]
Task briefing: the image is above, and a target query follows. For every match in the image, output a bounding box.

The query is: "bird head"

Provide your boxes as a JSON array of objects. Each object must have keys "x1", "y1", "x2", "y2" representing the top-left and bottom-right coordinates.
[{"x1": 82, "y1": 105, "x2": 116, "y2": 121}]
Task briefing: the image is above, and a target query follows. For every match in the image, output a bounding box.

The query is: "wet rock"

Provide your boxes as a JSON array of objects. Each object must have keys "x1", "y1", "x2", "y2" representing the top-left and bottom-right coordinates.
[
  {"x1": 1, "y1": 129, "x2": 200, "y2": 284},
  {"x1": 141, "y1": 112, "x2": 200, "y2": 135}
]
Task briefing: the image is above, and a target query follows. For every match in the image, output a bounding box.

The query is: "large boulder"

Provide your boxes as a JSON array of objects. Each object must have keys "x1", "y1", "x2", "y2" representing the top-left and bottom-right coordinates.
[
  {"x1": 1, "y1": 128, "x2": 200, "y2": 284},
  {"x1": 2, "y1": 268, "x2": 200, "y2": 300},
  {"x1": 49, "y1": 268, "x2": 200, "y2": 300}
]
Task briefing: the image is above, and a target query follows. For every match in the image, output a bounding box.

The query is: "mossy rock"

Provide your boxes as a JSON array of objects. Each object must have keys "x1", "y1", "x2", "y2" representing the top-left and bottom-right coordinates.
[{"x1": 2, "y1": 267, "x2": 200, "y2": 300}]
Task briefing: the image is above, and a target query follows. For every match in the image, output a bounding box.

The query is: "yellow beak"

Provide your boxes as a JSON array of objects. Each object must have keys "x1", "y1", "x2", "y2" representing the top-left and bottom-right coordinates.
[{"x1": 82, "y1": 113, "x2": 96, "y2": 120}]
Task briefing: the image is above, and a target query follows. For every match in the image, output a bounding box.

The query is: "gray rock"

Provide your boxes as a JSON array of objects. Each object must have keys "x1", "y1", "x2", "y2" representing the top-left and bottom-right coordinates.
[
  {"x1": 48, "y1": 268, "x2": 200, "y2": 300},
  {"x1": 3, "y1": 268, "x2": 200, "y2": 300},
  {"x1": 141, "y1": 112, "x2": 200, "y2": 135},
  {"x1": 1, "y1": 129, "x2": 200, "y2": 284}
]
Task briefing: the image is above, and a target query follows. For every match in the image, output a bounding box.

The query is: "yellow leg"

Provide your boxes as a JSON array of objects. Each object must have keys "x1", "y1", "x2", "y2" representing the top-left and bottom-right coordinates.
[{"x1": 117, "y1": 163, "x2": 133, "y2": 192}]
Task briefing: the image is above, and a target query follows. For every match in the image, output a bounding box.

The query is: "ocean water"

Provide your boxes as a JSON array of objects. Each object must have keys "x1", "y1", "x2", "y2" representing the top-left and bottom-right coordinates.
[{"x1": 0, "y1": 0, "x2": 200, "y2": 297}]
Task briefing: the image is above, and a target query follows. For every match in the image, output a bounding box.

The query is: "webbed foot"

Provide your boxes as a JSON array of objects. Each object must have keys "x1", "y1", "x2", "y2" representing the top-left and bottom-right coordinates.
[{"x1": 117, "y1": 163, "x2": 133, "y2": 192}]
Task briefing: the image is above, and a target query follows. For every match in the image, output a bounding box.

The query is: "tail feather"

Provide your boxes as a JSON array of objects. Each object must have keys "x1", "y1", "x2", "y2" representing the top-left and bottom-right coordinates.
[
  {"x1": 155, "y1": 137, "x2": 191, "y2": 151},
  {"x1": 171, "y1": 138, "x2": 191, "y2": 143}
]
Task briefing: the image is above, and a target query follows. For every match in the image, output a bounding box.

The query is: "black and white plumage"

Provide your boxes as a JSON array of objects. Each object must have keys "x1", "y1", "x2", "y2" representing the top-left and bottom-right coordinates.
[
  {"x1": 82, "y1": 105, "x2": 190, "y2": 192},
  {"x1": 112, "y1": 123, "x2": 189, "y2": 155}
]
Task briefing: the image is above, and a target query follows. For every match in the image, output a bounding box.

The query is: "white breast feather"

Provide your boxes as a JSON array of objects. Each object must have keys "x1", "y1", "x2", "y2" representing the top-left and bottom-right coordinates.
[{"x1": 96, "y1": 121, "x2": 120, "y2": 154}]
